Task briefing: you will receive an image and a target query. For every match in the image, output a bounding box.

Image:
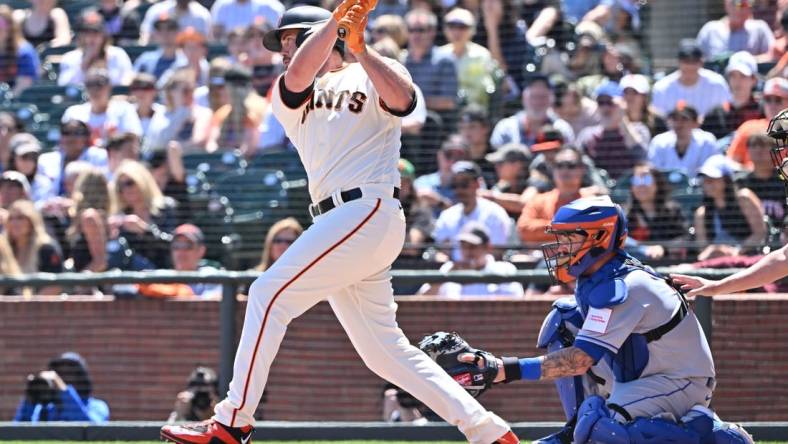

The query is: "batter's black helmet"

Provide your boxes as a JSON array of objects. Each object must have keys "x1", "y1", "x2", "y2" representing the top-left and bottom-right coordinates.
[{"x1": 263, "y1": 6, "x2": 343, "y2": 55}]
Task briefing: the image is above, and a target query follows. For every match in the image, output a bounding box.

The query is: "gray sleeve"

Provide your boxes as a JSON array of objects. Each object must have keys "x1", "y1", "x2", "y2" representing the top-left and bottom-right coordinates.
[{"x1": 575, "y1": 283, "x2": 647, "y2": 355}]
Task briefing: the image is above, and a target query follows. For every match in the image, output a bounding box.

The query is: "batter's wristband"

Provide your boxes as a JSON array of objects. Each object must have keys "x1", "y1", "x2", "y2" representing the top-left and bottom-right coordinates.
[{"x1": 502, "y1": 357, "x2": 521, "y2": 383}]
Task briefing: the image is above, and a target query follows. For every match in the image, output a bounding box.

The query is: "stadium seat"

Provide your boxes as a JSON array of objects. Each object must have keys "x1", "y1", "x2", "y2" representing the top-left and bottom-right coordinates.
[
  {"x1": 16, "y1": 84, "x2": 85, "y2": 110},
  {"x1": 39, "y1": 44, "x2": 75, "y2": 62},
  {"x1": 248, "y1": 148, "x2": 306, "y2": 180},
  {"x1": 182, "y1": 150, "x2": 248, "y2": 186},
  {"x1": 610, "y1": 174, "x2": 632, "y2": 205},
  {"x1": 123, "y1": 45, "x2": 157, "y2": 63},
  {"x1": 207, "y1": 43, "x2": 230, "y2": 61}
]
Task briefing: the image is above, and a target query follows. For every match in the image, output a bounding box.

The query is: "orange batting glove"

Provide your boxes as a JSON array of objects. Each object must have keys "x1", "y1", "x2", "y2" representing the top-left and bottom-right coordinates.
[
  {"x1": 332, "y1": 0, "x2": 356, "y2": 24},
  {"x1": 340, "y1": 4, "x2": 369, "y2": 53}
]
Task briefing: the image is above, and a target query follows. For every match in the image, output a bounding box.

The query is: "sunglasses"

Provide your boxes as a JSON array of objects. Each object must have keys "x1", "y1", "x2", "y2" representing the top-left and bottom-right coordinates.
[
  {"x1": 451, "y1": 180, "x2": 472, "y2": 189},
  {"x1": 272, "y1": 237, "x2": 296, "y2": 245},
  {"x1": 408, "y1": 27, "x2": 431, "y2": 33},
  {"x1": 85, "y1": 81, "x2": 108, "y2": 89},
  {"x1": 764, "y1": 96, "x2": 786, "y2": 104},
  {"x1": 555, "y1": 161, "x2": 581, "y2": 170},
  {"x1": 61, "y1": 129, "x2": 89, "y2": 137},
  {"x1": 119, "y1": 179, "x2": 136, "y2": 189},
  {"x1": 130, "y1": 84, "x2": 156, "y2": 91},
  {"x1": 596, "y1": 98, "x2": 615, "y2": 107},
  {"x1": 446, "y1": 22, "x2": 471, "y2": 29},
  {"x1": 631, "y1": 173, "x2": 654, "y2": 187},
  {"x1": 171, "y1": 241, "x2": 197, "y2": 251},
  {"x1": 19, "y1": 153, "x2": 38, "y2": 161}
]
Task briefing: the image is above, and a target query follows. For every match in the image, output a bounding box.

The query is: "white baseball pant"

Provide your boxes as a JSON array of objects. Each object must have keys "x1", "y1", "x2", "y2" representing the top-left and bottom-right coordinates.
[{"x1": 213, "y1": 186, "x2": 510, "y2": 444}]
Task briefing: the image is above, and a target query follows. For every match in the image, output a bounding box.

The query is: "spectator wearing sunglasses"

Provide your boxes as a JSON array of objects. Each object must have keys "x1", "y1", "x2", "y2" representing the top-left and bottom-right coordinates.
[
  {"x1": 726, "y1": 77, "x2": 788, "y2": 169},
  {"x1": 403, "y1": 9, "x2": 458, "y2": 114},
  {"x1": 134, "y1": 13, "x2": 186, "y2": 79},
  {"x1": 518, "y1": 146, "x2": 597, "y2": 243},
  {"x1": 576, "y1": 81, "x2": 648, "y2": 180},
  {"x1": 170, "y1": 224, "x2": 222, "y2": 298},
  {"x1": 61, "y1": 69, "x2": 143, "y2": 146},
  {"x1": 626, "y1": 162, "x2": 688, "y2": 260},
  {"x1": 433, "y1": 161, "x2": 512, "y2": 261},
  {"x1": 647, "y1": 102, "x2": 719, "y2": 178},
  {"x1": 696, "y1": 0, "x2": 774, "y2": 59},
  {"x1": 414, "y1": 134, "x2": 469, "y2": 215},
  {"x1": 9, "y1": 137, "x2": 54, "y2": 204},
  {"x1": 255, "y1": 217, "x2": 303, "y2": 272},
  {"x1": 38, "y1": 120, "x2": 108, "y2": 197}
]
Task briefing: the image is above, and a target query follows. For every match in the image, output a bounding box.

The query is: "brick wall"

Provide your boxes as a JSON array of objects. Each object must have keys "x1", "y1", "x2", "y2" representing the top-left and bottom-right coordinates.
[{"x1": 0, "y1": 295, "x2": 785, "y2": 422}]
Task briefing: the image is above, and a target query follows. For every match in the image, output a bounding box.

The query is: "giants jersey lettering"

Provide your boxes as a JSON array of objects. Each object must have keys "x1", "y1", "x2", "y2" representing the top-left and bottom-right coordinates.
[{"x1": 271, "y1": 60, "x2": 411, "y2": 202}]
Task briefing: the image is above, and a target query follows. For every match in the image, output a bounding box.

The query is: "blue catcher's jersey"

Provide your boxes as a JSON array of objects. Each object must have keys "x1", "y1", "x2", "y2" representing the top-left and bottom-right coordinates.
[{"x1": 572, "y1": 253, "x2": 715, "y2": 383}]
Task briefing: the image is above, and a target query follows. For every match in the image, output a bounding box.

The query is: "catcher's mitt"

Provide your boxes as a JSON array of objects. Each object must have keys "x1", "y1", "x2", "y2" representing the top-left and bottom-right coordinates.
[{"x1": 418, "y1": 331, "x2": 499, "y2": 398}]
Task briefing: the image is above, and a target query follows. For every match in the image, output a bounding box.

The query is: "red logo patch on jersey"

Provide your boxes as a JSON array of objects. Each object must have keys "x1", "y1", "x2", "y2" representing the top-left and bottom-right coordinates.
[{"x1": 453, "y1": 372, "x2": 472, "y2": 386}]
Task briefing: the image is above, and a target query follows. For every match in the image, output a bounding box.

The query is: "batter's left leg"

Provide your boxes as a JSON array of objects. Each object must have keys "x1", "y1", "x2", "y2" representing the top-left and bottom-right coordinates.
[{"x1": 327, "y1": 269, "x2": 511, "y2": 444}]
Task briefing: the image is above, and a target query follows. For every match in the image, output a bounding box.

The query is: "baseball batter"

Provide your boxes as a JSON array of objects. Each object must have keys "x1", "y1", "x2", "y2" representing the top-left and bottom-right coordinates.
[{"x1": 161, "y1": 3, "x2": 518, "y2": 444}]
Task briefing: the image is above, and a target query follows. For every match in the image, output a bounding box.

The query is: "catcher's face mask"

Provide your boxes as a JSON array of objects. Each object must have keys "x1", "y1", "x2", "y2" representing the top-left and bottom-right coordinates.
[
  {"x1": 768, "y1": 108, "x2": 788, "y2": 203},
  {"x1": 541, "y1": 229, "x2": 590, "y2": 284}
]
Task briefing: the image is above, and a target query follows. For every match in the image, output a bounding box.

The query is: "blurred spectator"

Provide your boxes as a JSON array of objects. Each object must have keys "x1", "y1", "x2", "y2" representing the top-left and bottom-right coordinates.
[
  {"x1": 554, "y1": 82, "x2": 600, "y2": 137},
  {"x1": 206, "y1": 66, "x2": 265, "y2": 156},
  {"x1": 765, "y1": 8, "x2": 788, "y2": 62},
  {"x1": 575, "y1": 42, "x2": 627, "y2": 97},
  {"x1": 144, "y1": 147, "x2": 188, "y2": 224},
  {"x1": 651, "y1": 40, "x2": 732, "y2": 117},
  {"x1": 140, "y1": 0, "x2": 212, "y2": 45},
  {"x1": 518, "y1": 146, "x2": 596, "y2": 243},
  {"x1": 0, "y1": 112, "x2": 22, "y2": 172},
  {"x1": 13, "y1": 0, "x2": 71, "y2": 48},
  {"x1": 467, "y1": 0, "x2": 529, "y2": 91},
  {"x1": 0, "y1": 171, "x2": 31, "y2": 210},
  {"x1": 106, "y1": 132, "x2": 141, "y2": 177},
  {"x1": 490, "y1": 75, "x2": 574, "y2": 148},
  {"x1": 0, "y1": 5, "x2": 40, "y2": 95},
  {"x1": 701, "y1": 51, "x2": 763, "y2": 139},
  {"x1": 403, "y1": 10, "x2": 459, "y2": 113},
  {"x1": 244, "y1": 19, "x2": 282, "y2": 70},
  {"x1": 9, "y1": 137, "x2": 54, "y2": 203},
  {"x1": 694, "y1": 154, "x2": 766, "y2": 260},
  {"x1": 477, "y1": 143, "x2": 536, "y2": 217},
  {"x1": 39, "y1": 161, "x2": 92, "y2": 239},
  {"x1": 210, "y1": 0, "x2": 284, "y2": 41},
  {"x1": 647, "y1": 103, "x2": 719, "y2": 178},
  {"x1": 3, "y1": 200, "x2": 62, "y2": 293},
  {"x1": 226, "y1": 26, "x2": 248, "y2": 65},
  {"x1": 414, "y1": 134, "x2": 468, "y2": 214},
  {"x1": 457, "y1": 105, "x2": 495, "y2": 184},
  {"x1": 134, "y1": 13, "x2": 186, "y2": 79},
  {"x1": 167, "y1": 366, "x2": 220, "y2": 423},
  {"x1": 577, "y1": 81, "x2": 648, "y2": 179},
  {"x1": 737, "y1": 133, "x2": 786, "y2": 233},
  {"x1": 62, "y1": 69, "x2": 143, "y2": 145},
  {"x1": 419, "y1": 223, "x2": 523, "y2": 297},
  {"x1": 727, "y1": 77, "x2": 788, "y2": 169},
  {"x1": 255, "y1": 217, "x2": 303, "y2": 271},
  {"x1": 522, "y1": 0, "x2": 561, "y2": 46},
  {"x1": 626, "y1": 162, "x2": 689, "y2": 260},
  {"x1": 14, "y1": 352, "x2": 109, "y2": 422},
  {"x1": 194, "y1": 57, "x2": 232, "y2": 110},
  {"x1": 109, "y1": 160, "x2": 177, "y2": 269},
  {"x1": 437, "y1": 8, "x2": 499, "y2": 110},
  {"x1": 97, "y1": 0, "x2": 141, "y2": 44},
  {"x1": 169, "y1": 224, "x2": 222, "y2": 298},
  {"x1": 561, "y1": 0, "x2": 613, "y2": 26},
  {"x1": 371, "y1": 15, "x2": 409, "y2": 50},
  {"x1": 59, "y1": 9, "x2": 133, "y2": 87},
  {"x1": 144, "y1": 68, "x2": 211, "y2": 153},
  {"x1": 398, "y1": 158, "x2": 434, "y2": 255},
  {"x1": 64, "y1": 167, "x2": 110, "y2": 273},
  {"x1": 620, "y1": 73, "x2": 667, "y2": 140},
  {"x1": 546, "y1": 20, "x2": 605, "y2": 80},
  {"x1": 433, "y1": 161, "x2": 512, "y2": 260},
  {"x1": 0, "y1": 235, "x2": 22, "y2": 294},
  {"x1": 162, "y1": 27, "x2": 210, "y2": 87},
  {"x1": 368, "y1": 0, "x2": 409, "y2": 24},
  {"x1": 129, "y1": 73, "x2": 165, "y2": 137},
  {"x1": 697, "y1": 0, "x2": 774, "y2": 59}
]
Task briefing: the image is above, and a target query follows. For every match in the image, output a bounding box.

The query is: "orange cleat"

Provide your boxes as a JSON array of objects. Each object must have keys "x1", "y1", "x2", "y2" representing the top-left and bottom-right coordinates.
[
  {"x1": 495, "y1": 430, "x2": 521, "y2": 444},
  {"x1": 161, "y1": 419, "x2": 253, "y2": 444}
]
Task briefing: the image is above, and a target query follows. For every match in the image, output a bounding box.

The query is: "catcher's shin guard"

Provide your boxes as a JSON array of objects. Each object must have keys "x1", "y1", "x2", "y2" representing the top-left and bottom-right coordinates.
[{"x1": 161, "y1": 419, "x2": 253, "y2": 444}]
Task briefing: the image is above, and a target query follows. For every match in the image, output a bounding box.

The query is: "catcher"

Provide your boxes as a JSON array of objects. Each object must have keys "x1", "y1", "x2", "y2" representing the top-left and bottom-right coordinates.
[
  {"x1": 671, "y1": 108, "x2": 788, "y2": 297},
  {"x1": 422, "y1": 196, "x2": 753, "y2": 444}
]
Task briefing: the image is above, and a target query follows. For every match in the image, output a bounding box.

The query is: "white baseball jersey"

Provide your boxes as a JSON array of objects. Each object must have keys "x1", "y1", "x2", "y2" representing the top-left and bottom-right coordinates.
[{"x1": 271, "y1": 60, "x2": 408, "y2": 202}]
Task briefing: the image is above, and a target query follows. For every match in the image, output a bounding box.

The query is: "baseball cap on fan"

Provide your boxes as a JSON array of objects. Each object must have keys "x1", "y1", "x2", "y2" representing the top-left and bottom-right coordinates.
[
  {"x1": 457, "y1": 222, "x2": 491, "y2": 246},
  {"x1": 763, "y1": 77, "x2": 788, "y2": 99},
  {"x1": 698, "y1": 154, "x2": 734, "y2": 179},
  {"x1": 725, "y1": 51, "x2": 757, "y2": 77},
  {"x1": 620, "y1": 74, "x2": 650, "y2": 95},
  {"x1": 173, "y1": 224, "x2": 205, "y2": 244}
]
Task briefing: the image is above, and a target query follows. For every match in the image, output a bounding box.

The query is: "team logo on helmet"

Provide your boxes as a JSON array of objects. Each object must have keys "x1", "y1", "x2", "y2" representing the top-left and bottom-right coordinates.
[{"x1": 541, "y1": 196, "x2": 628, "y2": 284}]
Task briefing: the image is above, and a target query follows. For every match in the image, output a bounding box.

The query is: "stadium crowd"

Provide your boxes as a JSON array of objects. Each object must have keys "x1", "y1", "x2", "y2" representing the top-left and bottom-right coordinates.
[{"x1": 0, "y1": 0, "x2": 787, "y2": 297}]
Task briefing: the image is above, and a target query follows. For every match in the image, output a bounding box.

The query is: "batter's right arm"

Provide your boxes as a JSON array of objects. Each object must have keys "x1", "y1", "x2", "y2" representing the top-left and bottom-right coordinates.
[{"x1": 671, "y1": 243, "x2": 788, "y2": 297}]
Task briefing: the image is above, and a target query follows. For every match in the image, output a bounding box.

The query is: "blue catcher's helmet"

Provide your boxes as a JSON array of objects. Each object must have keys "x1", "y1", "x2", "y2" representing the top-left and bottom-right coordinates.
[{"x1": 542, "y1": 196, "x2": 628, "y2": 283}]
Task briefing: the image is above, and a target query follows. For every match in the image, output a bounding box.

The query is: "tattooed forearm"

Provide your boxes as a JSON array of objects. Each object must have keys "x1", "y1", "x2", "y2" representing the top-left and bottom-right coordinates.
[{"x1": 540, "y1": 346, "x2": 594, "y2": 380}]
